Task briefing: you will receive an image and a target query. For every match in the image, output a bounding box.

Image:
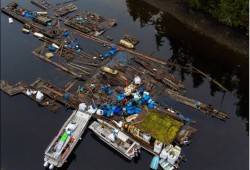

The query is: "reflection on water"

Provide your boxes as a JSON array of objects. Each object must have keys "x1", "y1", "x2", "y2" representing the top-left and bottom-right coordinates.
[{"x1": 126, "y1": 0, "x2": 249, "y2": 131}]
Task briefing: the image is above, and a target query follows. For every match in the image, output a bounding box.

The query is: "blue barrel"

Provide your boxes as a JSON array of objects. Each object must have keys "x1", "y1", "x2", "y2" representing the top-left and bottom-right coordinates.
[
  {"x1": 111, "y1": 46, "x2": 117, "y2": 50},
  {"x1": 103, "y1": 53, "x2": 110, "y2": 59},
  {"x1": 139, "y1": 87, "x2": 144, "y2": 94},
  {"x1": 135, "y1": 108, "x2": 142, "y2": 114},
  {"x1": 63, "y1": 31, "x2": 70, "y2": 37},
  {"x1": 109, "y1": 50, "x2": 115, "y2": 55},
  {"x1": 114, "y1": 107, "x2": 121, "y2": 115},
  {"x1": 106, "y1": 104, "x2": 111, "y2": 109},
  {"x1": 63, "y1": 93, "x2": 69, "y2": 101},
  {"x1": 103, "y1": 84, "x2": 108, "y2": 91},
  {"x1": 108, "y1": 89, "x2": 113, "y2": 95},
  {"x1": 48, "y1": 45, "x2": 56, "y2": 52}
]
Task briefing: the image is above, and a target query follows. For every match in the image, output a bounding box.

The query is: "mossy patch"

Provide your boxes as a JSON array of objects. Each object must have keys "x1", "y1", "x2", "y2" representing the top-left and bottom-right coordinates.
[{"x1": 136, "y1": 109, "x2": 182, "y2": 144}]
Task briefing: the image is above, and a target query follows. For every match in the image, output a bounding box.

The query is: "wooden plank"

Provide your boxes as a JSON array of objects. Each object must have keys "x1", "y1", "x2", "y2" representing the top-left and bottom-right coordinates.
[
  {"x1": 64, "y1": 79, "x2": 78, "y2": 92},
  {"x1": 73, "y1": 30, "x2": 167, "y2": 65}
]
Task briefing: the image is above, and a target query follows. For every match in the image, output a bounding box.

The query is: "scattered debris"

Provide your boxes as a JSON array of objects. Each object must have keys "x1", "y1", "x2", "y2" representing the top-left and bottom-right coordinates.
[
  {"x1": 120, "y1": 34, "x2": 139, "y2": 48},
  {"x1": 31, "y1": 0, "x2": 53, "y2": 10},
  {"x1": 54, "y1": 4, "x2": 78, "y2": 17}
]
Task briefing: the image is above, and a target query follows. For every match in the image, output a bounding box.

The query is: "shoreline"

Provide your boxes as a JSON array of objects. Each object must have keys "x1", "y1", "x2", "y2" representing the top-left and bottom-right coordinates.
[{"x1": 142, "y1": 0, "x2": 249, "y2": 57}]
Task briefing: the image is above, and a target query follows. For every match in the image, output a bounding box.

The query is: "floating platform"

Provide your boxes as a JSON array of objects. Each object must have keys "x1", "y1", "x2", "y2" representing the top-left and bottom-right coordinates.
[
  {"x1": 31, "y1": 0, "x2": 53, "y2": 10},
  {"x1": 54, "y1": 4, "x2": 78, "y2": 17},
  {"x1": 31, "y1": 78, "x2": 82, "y2": 109},
  {"x1": 0, "y1": 80, "x2": 60, "y2": 112},
  {"x1": 1, "y1": 2, "x2": 56, "y2": 38},
  {"x1": 64, "y1": 12, "x2": 116, "y2": 36},
  {"x1": 0, "y1": 80, "x2": 26, "y2": 96},
  {"x1": 164, "y1": 89, "x2": 229, "y2": 121}
]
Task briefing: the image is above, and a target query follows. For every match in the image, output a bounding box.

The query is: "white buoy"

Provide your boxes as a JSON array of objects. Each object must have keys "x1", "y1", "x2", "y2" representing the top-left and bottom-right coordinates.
[
  {"x1": 96, "y1": 109, "x2": 104, "y2": 115},
  {"x1": 8, "y1": 17, "x2": 13, "y2": 23},
  {"x1": 43, "y1": 161, "x2": 49, "y2": 167},
  {"x1": 49, "y1": 164, "x2": 54, "y2": 169},
  {"x1": 52, "y1": 43, "x2": 59, "y2": 49},
  {"x1": 134, "y1": 76, "x2": 141, "y2": 85},
  {"x1": 33, "y1": 32, "x2": 44, "y2": 38}
]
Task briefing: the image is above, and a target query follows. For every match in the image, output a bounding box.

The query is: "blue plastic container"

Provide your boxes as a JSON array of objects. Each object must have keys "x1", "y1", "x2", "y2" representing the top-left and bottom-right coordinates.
[
  {"x1": 63, "y1": 93, "x2": 69, "y2": 101},
  {"x1": 114, "y1": 107, "x2": 121, "y2": 115},
  {"x1": 111, "y1": 46, "x2": 117, "y2": 50},
  {"x1": 63, "y1": 31, "x2": 70, "y2": 37},
  {"x1": 108, "y1": 89, "x2": 113, "y2": 95},
  {"x1": 48, "y1": 45, "x2": 56, "y2": 52},
  {"x1": 103, "y1": 84, "x2": 108, "y2": 91}
]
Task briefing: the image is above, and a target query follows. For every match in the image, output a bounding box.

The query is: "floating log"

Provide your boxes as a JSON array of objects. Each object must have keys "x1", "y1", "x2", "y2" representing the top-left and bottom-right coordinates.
[
  {"x1": 69, "y1": 62, "x2": 92, "y2": 71},
  {"x1": 32, "y1": 49, "x2": 84, "y2": 80},
  {"x1": 164, "y1": 88, "x2": 229, "y2": 121},
  {"x1": 64, "y1": 79, "x2": 78, "y2": 92},
  {"x1": 67, "y1": 63, "x2": 90, "y2": 75},
  {"x1": 192, "y1": 66, "x2": 233, "y2": 96},
  {"x1": 73, "y1": 30, "x2": 167, "y2": 65},
  {"x1": 132, "y1": 57, "x2": 184, "y2": 91},
  {"x1": 0, "y1": 80, "x2": 26, "y2": 96}
]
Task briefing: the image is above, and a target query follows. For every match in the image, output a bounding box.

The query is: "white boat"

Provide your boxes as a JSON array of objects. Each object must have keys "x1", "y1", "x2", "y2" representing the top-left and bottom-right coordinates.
[
  {"x1": 89, "y1": 119, "x2": 141, "y2": 160},
  {"x1": 43, "y1": 103, "x2": 95, "y2": 169}
]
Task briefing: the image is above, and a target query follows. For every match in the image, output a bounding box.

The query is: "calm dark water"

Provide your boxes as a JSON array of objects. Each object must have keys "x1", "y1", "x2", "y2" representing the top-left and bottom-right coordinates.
[{"x1": 1, "y1": 0, "x2": 248, "y2": 170}]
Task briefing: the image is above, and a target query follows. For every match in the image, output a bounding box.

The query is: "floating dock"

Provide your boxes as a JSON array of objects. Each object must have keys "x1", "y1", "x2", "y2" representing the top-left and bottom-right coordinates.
[{"x1": 2, "y1": 2, "x2": 56, "y2": 38}]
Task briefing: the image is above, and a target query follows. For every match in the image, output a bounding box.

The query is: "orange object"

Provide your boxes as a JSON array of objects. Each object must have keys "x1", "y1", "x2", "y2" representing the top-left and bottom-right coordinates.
[
  {"x1": 70, "y1": 137, "x2": 75, "y2": 143},
  {"x1": 124, "y1": 81, "x2": 128, "y2": 86}
]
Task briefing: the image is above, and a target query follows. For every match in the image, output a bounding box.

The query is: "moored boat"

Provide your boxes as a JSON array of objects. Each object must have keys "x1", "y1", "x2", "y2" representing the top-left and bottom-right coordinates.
[
  {"x1": 43, "y1": 103, "x2": 96, "y2": 169},
  {"x1": 88, "y1": 119, "x2": 141, "y2": 160}
]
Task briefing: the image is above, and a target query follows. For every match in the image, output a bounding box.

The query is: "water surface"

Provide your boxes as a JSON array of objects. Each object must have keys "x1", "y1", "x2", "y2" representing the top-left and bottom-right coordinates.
[{"x1": 1, "y1": 0, "x2": 248, "y2": 170}]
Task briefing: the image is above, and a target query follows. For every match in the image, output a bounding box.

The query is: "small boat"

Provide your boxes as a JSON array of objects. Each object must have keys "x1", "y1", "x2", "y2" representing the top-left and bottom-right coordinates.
[
  {"x1": 150, "y1": 155, "x2": 160, "y2": 170},
  {"x1": 89, "y1": 119, "x2": 141, "y2": 160},
  {"x1": 44, "y1": 103, "x2": 95, "y2": 169}
]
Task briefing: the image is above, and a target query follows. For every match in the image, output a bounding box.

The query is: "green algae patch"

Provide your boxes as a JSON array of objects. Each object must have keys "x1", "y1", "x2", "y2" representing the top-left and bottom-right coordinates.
[{"x1": 136, "y1": 109, "x2": 182, "y2": 144}]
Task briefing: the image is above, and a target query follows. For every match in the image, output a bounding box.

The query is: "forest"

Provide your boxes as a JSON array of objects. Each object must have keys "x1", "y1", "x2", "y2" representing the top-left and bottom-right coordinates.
[{"x1": 183, "y1": 0, "x2": 249, "y2": 29}]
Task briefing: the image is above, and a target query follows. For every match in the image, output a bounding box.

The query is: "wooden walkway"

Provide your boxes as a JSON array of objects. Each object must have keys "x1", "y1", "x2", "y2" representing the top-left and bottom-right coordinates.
[
  {"x1": 31, "y1": 78, "x2": 82, "y2": 109},
  {"x1": 0, "y1": 80, "x2": 26, "y2": 96},
  {"x1": 0, "y1": 80, "x2": 60, "y2": 112}
]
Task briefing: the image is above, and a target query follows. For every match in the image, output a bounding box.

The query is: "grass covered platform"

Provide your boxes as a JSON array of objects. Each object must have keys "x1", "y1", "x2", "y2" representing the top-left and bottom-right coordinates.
[{"x1": 135, "y1": 109, "x2": 183, "y2": 144}]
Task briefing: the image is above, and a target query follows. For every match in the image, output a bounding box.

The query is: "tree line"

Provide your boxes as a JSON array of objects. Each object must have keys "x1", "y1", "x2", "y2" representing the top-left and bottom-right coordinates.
[{"x1": 183, "y1": 0, "x2": 249, "y2": 30}]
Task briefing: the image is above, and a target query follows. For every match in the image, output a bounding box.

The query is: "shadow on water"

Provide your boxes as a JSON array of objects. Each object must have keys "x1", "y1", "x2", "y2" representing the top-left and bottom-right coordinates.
[
  {"x1": 126, "y1": 0, "x2": 249, "y2": 132},
  {"x1": 89, "y1": 133, "x2": 133, "y2": 163}
]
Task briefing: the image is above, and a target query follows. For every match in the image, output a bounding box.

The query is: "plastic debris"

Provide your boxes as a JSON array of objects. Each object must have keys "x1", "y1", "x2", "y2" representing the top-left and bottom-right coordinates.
[
  {"x1": 8, "y1": 17, "x2": 13, "y2": 23},
  {"x1": 63, "y1": 31, "x2": 70, "y2": 37},
  {"x1": 134, "y1": 76, "x2": 141, "y2": 85}
]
